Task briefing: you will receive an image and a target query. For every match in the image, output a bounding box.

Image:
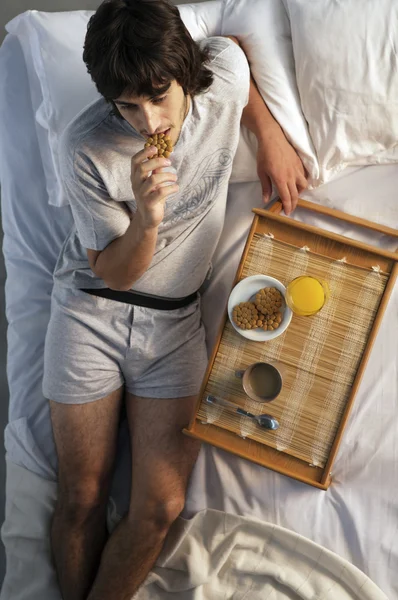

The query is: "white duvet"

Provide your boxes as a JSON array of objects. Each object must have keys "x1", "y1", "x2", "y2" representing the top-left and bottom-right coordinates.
[
  {"x1": 134, "y1": 509, "x2": 388, "y2": 600},
  {"x1": 1, "y1": 462, "x2": 389, "y2": 600}
]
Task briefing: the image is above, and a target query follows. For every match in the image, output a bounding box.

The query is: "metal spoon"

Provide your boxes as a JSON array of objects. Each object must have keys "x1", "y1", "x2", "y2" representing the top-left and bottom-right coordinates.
[{"x1": 205, "y1": 394, "x2": 279, "y2": 430}]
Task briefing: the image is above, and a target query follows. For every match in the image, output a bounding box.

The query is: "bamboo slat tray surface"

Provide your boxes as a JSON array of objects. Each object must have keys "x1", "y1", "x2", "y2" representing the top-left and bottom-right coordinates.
[{"x1": 184, "y1": 199, "x2": 398, "y2": 489}]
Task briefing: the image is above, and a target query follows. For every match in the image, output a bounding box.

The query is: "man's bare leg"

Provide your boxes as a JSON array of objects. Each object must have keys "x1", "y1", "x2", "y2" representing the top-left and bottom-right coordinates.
[
  {"x1": 87, "y1": 393, "x2": 201, "y2": 600},
  {"x1": 49, "y1": 387, "x2": 123, "y2": 600}
]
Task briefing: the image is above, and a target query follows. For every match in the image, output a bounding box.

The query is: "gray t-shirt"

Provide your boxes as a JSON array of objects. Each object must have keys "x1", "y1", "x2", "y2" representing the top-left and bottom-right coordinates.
[{"x1": 54, "y1": 37, "x2": 250, "y2": 297}]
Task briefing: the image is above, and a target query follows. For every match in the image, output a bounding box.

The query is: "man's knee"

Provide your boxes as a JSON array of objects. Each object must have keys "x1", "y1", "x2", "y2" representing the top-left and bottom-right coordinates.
[
  {"x1": 56, "y1": 475, "x2": 110, "y2": 524},
  {"x1": 152, "y1": 496, "x2": 185, "y2": 531},
  {"x1": 128, "y1": 493, "x2": 185, "y2": 535}
]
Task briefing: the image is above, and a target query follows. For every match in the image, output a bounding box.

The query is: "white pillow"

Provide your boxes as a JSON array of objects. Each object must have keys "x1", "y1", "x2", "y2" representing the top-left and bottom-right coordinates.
[
  {"x1": 6, "y1": 2, "x2": 224, "y2": 207},
  {"x1": 221, "y1": 0, "x2": 319, "y2": 185},
  {"x1": 4, "y1": 11, "x2": 91, "y2": 206},
  {"x1": 6, "y1": 10, "x2": 99, "y2": 206},
  {"x1": 284, "y1": 0, "x2": 398, "y2": 183}
]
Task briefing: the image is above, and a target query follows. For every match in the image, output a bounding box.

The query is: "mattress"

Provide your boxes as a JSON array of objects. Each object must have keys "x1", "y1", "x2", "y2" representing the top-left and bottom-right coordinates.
[{"x1": 0, "y1": 32, "x2": 397, "y2": 599}]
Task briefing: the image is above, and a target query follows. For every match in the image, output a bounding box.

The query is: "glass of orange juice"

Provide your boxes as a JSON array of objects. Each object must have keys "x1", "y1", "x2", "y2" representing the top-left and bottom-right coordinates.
[{"x1": 285, "y1": 276, "x2": 329, "y2": 316}]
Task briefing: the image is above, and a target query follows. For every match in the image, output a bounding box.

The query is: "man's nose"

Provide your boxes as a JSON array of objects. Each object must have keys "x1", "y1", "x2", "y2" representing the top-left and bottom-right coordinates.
[{"x1": 140, "y1": 108, "x2": 161, "y2": 136}]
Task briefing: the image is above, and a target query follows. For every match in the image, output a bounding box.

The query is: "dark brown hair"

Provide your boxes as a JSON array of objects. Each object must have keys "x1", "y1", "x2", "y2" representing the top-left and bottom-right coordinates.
[{"x1": 83, "y1": 0, "x2": 214, "y2": 104}]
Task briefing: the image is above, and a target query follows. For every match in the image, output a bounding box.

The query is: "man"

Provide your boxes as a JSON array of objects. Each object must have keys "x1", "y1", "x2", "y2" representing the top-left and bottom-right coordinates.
[{"x1": 43, "y1": 1, "x2": 307, "y2": 599}]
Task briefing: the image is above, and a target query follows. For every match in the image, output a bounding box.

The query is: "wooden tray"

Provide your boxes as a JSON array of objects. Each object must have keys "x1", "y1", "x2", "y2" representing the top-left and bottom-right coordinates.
[{"x1": 184, "y1": 200, "x2": 398, "y2": 489}]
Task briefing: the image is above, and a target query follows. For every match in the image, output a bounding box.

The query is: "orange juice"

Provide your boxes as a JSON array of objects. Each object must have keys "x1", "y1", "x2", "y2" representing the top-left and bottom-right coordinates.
[{"x1": 285, "y1": 276, "x2": 329, "y2": 316}]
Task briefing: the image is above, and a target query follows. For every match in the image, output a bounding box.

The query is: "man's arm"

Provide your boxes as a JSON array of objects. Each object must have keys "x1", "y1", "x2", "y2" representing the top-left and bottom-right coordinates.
[
  {"x1": 226, "y1": 36, "x2": 308, "y2": 215},
  {"x1": 88, "y1": 146, "x2": 178, "y2": 290},
  {"x1": 87, "y1": 213, "x2": 158, "y2": 291}
]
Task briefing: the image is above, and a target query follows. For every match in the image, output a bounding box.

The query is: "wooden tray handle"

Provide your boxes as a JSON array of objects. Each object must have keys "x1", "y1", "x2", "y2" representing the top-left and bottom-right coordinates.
[{"x1": 269, "y1": 198, "x2": 398, "y2": 239}]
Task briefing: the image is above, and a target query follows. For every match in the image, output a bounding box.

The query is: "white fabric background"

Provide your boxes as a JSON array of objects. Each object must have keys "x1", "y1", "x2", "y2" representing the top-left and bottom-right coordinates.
[
  {"x1": 0, "y1": 6, "x2": 397, "y2": 599},
  {"x1": 283, "y1": 0, "x2": 398, "y2": 183}
]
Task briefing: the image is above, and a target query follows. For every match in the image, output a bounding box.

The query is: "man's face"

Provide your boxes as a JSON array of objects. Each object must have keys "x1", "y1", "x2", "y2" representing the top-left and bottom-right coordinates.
[{"x1": 114, "y1": 80, "x2": 188, "y2": 147}]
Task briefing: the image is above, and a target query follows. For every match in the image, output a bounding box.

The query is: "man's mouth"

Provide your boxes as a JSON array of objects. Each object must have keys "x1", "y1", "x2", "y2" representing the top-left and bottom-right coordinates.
[
  {"x1": 144, "y1": 128, "x2": 171, "y2": 139},
  {"x1": 158, "y1": 128, "x2": 171, "y2": 137}
]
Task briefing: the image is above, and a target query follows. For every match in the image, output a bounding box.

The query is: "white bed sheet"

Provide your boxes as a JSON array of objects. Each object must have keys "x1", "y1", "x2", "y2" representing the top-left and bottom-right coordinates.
[
  {"x1": 0, "y1": 34, "x2": 73, "y2": 480},
  {"x1": 0, "y1": 32, "x2": 397, "y2": 599}
]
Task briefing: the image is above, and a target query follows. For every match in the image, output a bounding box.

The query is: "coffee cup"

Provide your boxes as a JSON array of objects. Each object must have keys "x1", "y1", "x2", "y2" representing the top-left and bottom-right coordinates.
[{"x1": 235, "y1": 361, "x2": 284, "y2": 403}]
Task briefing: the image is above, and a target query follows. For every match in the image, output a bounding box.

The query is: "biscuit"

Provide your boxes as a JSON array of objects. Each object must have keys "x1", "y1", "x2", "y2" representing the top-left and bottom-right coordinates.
[
  {"x1": 144, "y1": 133, "x2": 174, "y2": 158},
  {"x1": 233, "y1": 287, "x2": 284, "y2": 331}
]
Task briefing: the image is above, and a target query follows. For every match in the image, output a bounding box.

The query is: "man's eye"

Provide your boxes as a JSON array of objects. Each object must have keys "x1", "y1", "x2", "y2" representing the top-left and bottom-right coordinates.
[
  {"x1": 120, "y1": 105, "x2": 136, "y2": 111},
  {"x1": 152, "y1": 96, "x2": 166, "y2": 104}
]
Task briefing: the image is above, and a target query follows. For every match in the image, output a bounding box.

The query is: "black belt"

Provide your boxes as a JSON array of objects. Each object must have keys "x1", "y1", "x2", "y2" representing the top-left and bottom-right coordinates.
[{"x1": 81, "y1": 288, "x2": 199, "y2": 310}]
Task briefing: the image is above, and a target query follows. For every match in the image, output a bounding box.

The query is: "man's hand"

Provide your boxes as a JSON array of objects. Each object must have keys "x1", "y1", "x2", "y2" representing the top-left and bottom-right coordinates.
[
  {"x1": 131, "y1": 146, "x2": 179, "y2": 230},
  {"x1": 256, "y1": 126, "x2": 308, "y2": 216},
  {"x1": 230, "y1": 32, "x2": 308, "y2": 216}
]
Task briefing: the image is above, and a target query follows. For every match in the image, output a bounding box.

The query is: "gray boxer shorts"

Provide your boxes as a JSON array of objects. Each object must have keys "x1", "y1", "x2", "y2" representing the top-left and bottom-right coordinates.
[{"x1": 43, "y1": 285, "x2": 208, "y2": 403}]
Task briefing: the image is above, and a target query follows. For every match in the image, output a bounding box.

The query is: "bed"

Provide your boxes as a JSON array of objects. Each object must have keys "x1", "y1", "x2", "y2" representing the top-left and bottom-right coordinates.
[{"x1": 0, "y1": 1, "x2": 397, "y2": 598}]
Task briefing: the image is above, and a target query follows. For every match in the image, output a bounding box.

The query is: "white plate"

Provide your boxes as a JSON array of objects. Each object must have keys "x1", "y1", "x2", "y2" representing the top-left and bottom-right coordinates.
[{"x1": 228, "y1": 275, "x2": 293, "y2": 342}]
